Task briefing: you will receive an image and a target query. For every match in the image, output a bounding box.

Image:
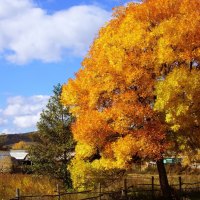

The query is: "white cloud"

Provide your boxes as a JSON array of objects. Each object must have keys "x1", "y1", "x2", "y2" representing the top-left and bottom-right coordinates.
[
  {"x1": 0, "y1": 95, "x2": 49, "y2": 133},
  {"x1": 13, "y1": 113, "x2": 40, "y2": 128},
  {"x1": 0, "y1": 0, "x2": 111, "y2": 64},
  {"x1": 4, "y1": 95, "x2": 49, "y2": 116}
]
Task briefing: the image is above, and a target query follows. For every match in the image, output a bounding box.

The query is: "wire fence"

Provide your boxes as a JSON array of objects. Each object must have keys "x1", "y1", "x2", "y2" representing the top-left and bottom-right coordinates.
[{"x1": 10, "y1": 176, "x2": 200, "y2": 200}]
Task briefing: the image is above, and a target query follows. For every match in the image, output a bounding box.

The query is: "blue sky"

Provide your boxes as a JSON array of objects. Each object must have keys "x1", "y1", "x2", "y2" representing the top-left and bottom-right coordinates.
[{"x1": 0, "y1": 0, "x2": 140, "y2": 134}]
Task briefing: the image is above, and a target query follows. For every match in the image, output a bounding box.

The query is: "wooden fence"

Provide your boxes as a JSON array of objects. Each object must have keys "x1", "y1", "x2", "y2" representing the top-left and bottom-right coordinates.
[{"x1": 10, "y1": 176, "x2": 200, "y2": 200}]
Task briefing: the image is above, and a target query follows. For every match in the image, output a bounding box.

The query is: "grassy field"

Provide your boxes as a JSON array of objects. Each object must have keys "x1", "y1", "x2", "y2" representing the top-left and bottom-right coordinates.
[
  {"x1": 0, "y1": 174, "x2": 58, "y2": 200},
  {"x1": 126, "y1": 173, "x2": 200, "y2": 185},
  {"x1": 0, "y1": 173, "x2": 199, "y2": 200}
]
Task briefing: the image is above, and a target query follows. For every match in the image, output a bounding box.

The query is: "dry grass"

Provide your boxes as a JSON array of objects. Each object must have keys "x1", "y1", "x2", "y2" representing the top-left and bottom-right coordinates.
[
  {"x1": 0, "y1": 174, "x2": 58, "y2": 200},
  {"x1": 126, "y1": 173, "x2": 200, "y2": 185},
  {"x1": 0, "y1": 173, "x2": 199, "y2": 200},
  {"x1": 0, "y1": 174, "x2": 98, "y2": 200},
  {"x1": 88, "y1": 172, "x2": 200, "y2": 194}
]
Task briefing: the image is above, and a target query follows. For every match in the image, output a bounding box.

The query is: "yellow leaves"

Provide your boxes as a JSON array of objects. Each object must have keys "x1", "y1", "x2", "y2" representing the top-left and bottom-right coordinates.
[
  {"x1": 91, "y1": 157, "x2": 120, "y2": 170},
  {"x1": 61, "y1": 79, "x2": 87, "y2": 116},
  {"x1": 176, "y1": 104, "x2": 189, "y2": 117},
  {"x1": 119, "y1": 16, "x2": 148, "y2": 49},
  {"x1": 156, "y1": 37, "x2": 175, "y2": 65},
  {"x1": 106, "y1": 46, "x2": 125, "y2": 72},
  {"x1": 155, "y1": 67, "x2": 200, "y2": 132},
  {"x1": 180, "y1": 150, "x2": 200, "y2": 167},
  {"x1": 68, "y1": 158, "x2": 92, "y2": 190},
  {"x1": 12, "y1": 141, "x2": 29, "y2": 150},
  {"x1": 171, "y1": 124, "x2": 181, "y2": 132},
  {"x1": 61, "y1": 0, "x2": 200, "y2": 188},
  {"x1": 112, "y1": 135, "x2": 138, "y2": 167},
  {"x1": 75, "y1": 142, "x2": 96, "y2": 159},
  {"x1": 68, "y1": 155, "x2": 123, "y2": 189},
  {"x1": 165, "y1": 113, "x2": 173, "y2": 123}
]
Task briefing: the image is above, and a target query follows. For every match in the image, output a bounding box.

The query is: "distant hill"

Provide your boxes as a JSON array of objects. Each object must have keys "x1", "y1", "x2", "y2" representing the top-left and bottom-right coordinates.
[{"x1": 0, "y1": 132, "x2": 39, "y2": 149}]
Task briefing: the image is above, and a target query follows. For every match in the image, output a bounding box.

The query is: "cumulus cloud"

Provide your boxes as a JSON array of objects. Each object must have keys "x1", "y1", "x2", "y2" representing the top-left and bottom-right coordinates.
[
  {"x1": 0, "y1": 95, "x2": 49, "y2": 133},
  {"x1": 13, "y1": 113, "x2": 40, "y2": 128},
  {"x1": 4, "y1": 95, "x2": 49, "y2": 116},
  {"x1": 0, "y1": 0, "x2": 111, "y2": 64}
]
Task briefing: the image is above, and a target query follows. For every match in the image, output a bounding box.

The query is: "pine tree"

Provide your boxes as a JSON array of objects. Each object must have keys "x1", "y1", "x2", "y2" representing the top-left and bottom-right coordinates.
[{"x1": 29, "y1": 84, "x2": 75, "y2": 188}]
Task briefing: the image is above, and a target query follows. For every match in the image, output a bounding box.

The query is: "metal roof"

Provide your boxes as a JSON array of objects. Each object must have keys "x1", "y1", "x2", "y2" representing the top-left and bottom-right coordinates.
[{"x1": 9, "y1": 150, "x2": 28, "y2": 160}]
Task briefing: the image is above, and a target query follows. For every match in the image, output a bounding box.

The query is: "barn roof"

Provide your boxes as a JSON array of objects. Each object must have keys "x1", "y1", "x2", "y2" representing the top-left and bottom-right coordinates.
[{"x1": 9, "y1": 150, "x2": 28, "y2": 160}]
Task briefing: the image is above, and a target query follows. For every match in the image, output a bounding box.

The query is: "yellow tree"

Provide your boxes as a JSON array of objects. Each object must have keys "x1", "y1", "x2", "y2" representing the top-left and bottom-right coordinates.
[
  {"x1": 12, "y1": 141, "x2": 30, "y2": 150},
  {"x1": 61, "y1": 0, "x2": 200, "y2": 199},
  {"x1": 155, "y1": 68, "x2": 200, "y2": 149}
]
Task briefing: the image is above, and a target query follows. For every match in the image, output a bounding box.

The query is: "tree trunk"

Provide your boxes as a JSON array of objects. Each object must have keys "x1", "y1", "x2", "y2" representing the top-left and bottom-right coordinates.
[{"x1": 156, "y1": 158, "x2": 173, "y2": 200}]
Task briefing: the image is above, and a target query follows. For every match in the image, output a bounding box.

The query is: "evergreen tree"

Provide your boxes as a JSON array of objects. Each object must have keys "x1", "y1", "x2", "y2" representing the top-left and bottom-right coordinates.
[{"x1": 29, "y1": 84, "x2": 75, "y2": 188}]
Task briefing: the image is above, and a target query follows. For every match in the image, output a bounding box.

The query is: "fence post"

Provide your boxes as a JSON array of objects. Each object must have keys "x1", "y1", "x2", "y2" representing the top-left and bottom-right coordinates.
[
  {"x1": 179, "y1": 176, "x2": 182, "y2": 200},
  {"x1": 123, "y1": 178, "x2": 128, "y2": 200},
  {"x1": 99, "y1": 182, "x2": 102, "y2": 200},
  {"x1": 57, "y1": 184, "x2": 61, "y2": 200},
  {"x1": 16, "y1": 188, "x2": 20, "y2": 200},
  {"x1": 152, "y1": 176, "x2": 155, "y2": 199}
]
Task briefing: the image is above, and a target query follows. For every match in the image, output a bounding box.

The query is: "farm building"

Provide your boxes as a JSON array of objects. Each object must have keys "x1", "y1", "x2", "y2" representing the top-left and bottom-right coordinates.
[
  {"x1": 10, "y1": 149, "x2": 31, "y2": 165},
  {"x1": 0, "y1": 150, "x2": 31, "y2": 173}
]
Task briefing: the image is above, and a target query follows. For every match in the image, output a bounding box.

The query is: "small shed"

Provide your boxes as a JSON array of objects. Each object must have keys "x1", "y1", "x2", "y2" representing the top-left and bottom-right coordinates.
[
  {"x1": 10, "y1": 150, "x2": 28, "y2": 160},
  {"x1": 10, "y1": 150, "x2": 31, "y2": 165}
]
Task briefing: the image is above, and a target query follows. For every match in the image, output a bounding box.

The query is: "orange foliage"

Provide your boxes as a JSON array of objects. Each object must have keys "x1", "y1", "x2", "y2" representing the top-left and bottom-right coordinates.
[{"x1": 61, "y1": 0, "x2": 200, "y2": 187}]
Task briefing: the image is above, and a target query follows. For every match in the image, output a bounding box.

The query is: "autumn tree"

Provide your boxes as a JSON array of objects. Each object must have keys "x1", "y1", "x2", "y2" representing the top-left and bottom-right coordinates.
[
  {"x1": 12, "y1": 141, "x2": 30, "y2": 150},
  {"x1": 29, "y1": 84, "x2": 75, "y2": 188},
  {"x1": 61, "y1": 0, "x2": 200, "y2": 199}
]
